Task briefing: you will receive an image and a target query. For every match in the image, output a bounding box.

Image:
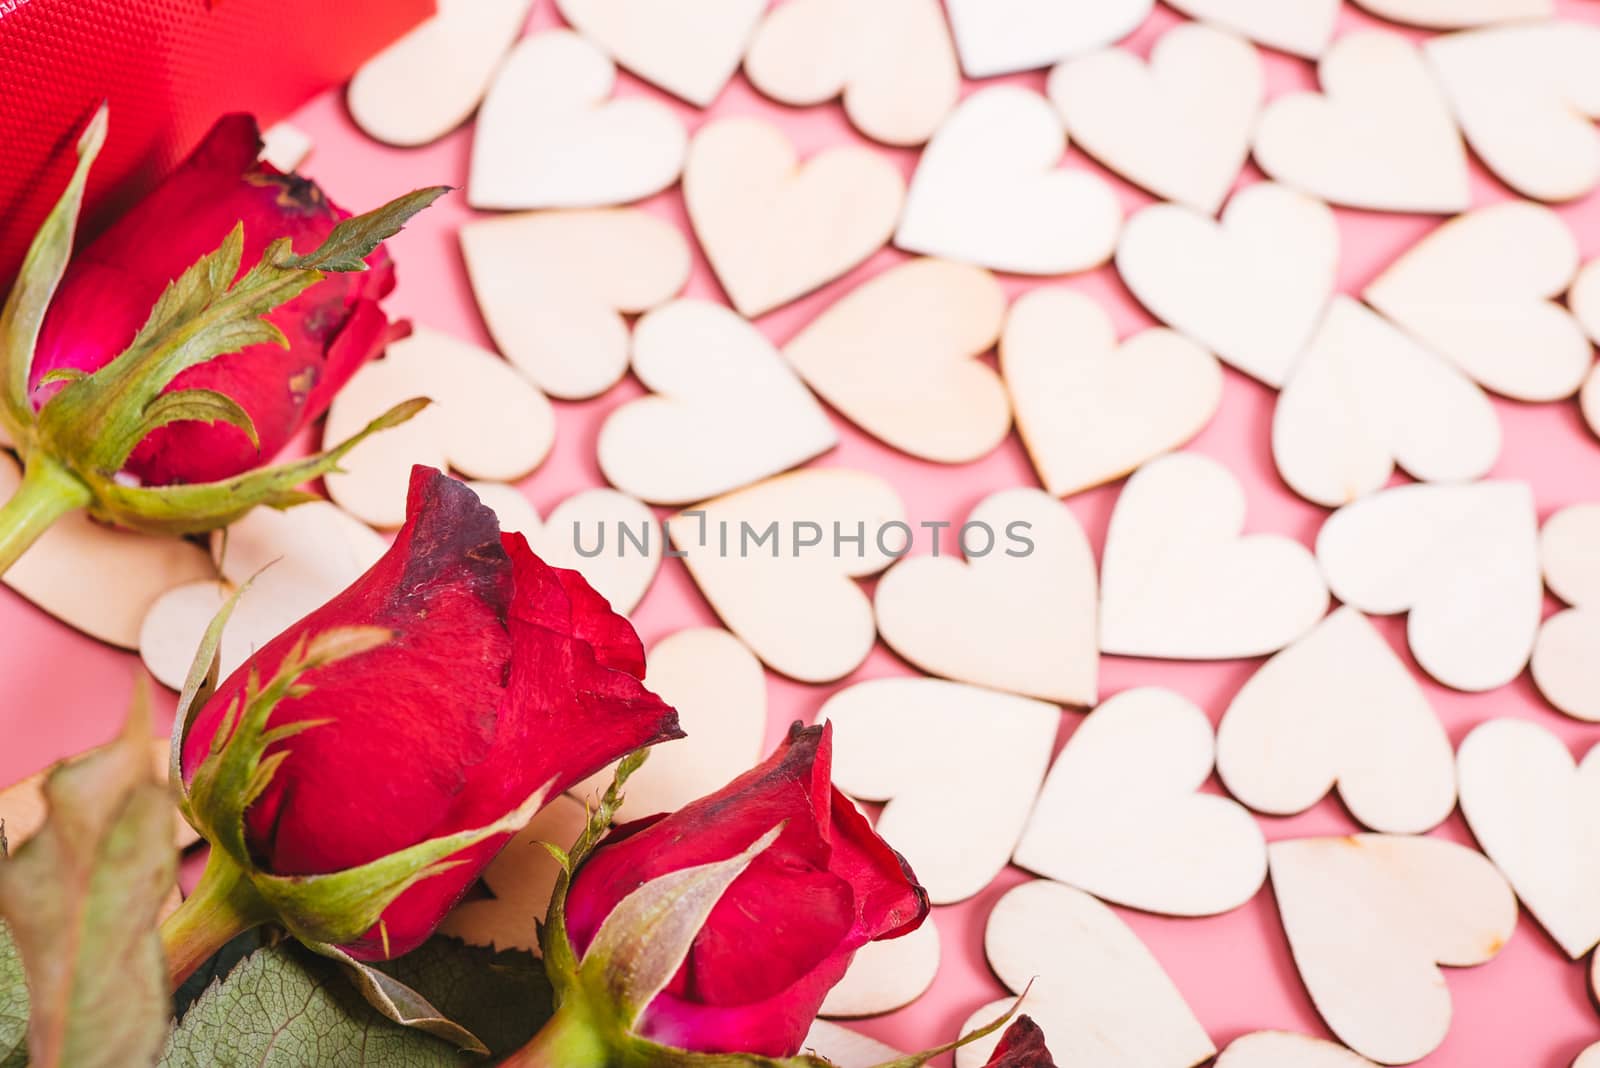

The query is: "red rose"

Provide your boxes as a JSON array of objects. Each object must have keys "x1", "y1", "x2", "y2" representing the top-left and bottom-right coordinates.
[
  {"x1": 178, "y1": 466, "x2": 682, "y2": 961},
  {"x1": 30, "y1": 113, "x2": 403, "y2": 486},
  {"x1": 561, "y1": 721, "x2": 930, "y2": 1058},
  {"x1": 985, "y1": 1016, "x2": 1058, "y2": 1067}
]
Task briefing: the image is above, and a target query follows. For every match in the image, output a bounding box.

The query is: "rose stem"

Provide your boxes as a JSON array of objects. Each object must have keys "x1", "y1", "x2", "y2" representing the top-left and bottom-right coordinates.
[
  {"x1": 0, "y1": 453, "x2": 90, "y2": 576},
  {"x1": 159, "y1": 850, "x2": 272, "y2": 989},
  {"x1": 500, "y1": 1001, "x2": 611, "y2": 1068}
]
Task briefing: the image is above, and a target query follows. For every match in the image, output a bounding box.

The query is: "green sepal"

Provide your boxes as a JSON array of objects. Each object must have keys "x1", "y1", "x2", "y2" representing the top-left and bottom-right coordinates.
[{"x1": 280, "y1": 186, "x2": 450, "y2": 272}]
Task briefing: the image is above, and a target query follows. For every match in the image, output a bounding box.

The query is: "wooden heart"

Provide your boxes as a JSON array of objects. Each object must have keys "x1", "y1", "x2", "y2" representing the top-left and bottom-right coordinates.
[
  {"x1": 0, "y1": 454, "x2": 212, "y2": 650},
  {"x1": 943, "y1": 0, "x2": 1153, "y2": 78},
  {"x1": 1216, "y1": 607, "x2": 1456, "y2": 834},
  {"x1": 896, "y1": 87, "x2": 1122, "y2": 276},
  {"x1": 782, "y1": 258, "x2": 1010, "y2": 464},
  {"x1": 874, "y1": 488, "x2": 1098, "y2": 705},
  {"x1": 671, "y1": 469, "x2": 905, "y2": 683},
  {"x1": 1316, "y1": 481, "x2": 1541, "y2": 692},
  {"x1": 468, "y1": 29, "x2": 687, "y2": 210},
  {"x1": 1014, "y1": 687, "x2": 1267, "y2": 916},
  {"x1": 1269, "y1": 835, "x2": 1517, "y2": 1064},
  {"x1": 1352, "y1": 0, "x2": 1551, "y2": 28},
  {"x1": 554, "y1": 0, "x2": 765, "y2": 107},
  {"x1": 819, "y1": 916, "x2": 940, "y2": 1017},
  {"x1": 1116, "y1": 182, "x2": 1338, "y2": 387},
  {"x1": 1580, "y1": 1043, "x2": 1600, "y2": 1068},
  {"x1": 1216, "y1": 1032, "x2": 1378, "y2": 1068},
  {"x1": 1534, "y1": 504, "x2": 1600, "y2": 721},
  {"x1": 1002, "y1": 287, "x2": 1222, "y2": 498},
  {"x1": 460, "y1": 208, "x2": 690, "y2": 400},
  {"x1": 1048, "y1": 22, "x2": 1262, "y2": 214},
  {"x1": 744, "y1": 0, "x2": 958, "y2": 147},
  {"x1": 823, "y1": 678, "x2": 1058, "y2": 904},
  {"x1": 1365, "y1": 201, "x2": 1589, "y2": 401},
  {"x1": 524, "y1": 487, "x2": 661, "y2": 616},
  {"x1": 1, "y1": 736, "x2": 200, "y2": 852},
  {"x1": 1272, "y1": 296, "x2": 1500, "y2": 508},
  {"x1": 1163, "y1": 0, "x2": 1338, "y2": 58},
  {"x1": 1101, "y1": 452, "x2": 1329, "y2": 660},
  {"x1": 1458, "y1": 718, "x2": 1600, "y2": 959},
  {"x1": 953, "y1": 880, "x2": 1215, "y2": 1068},
  {"x1": 1426, "y1": 22, "x2": 1600, "y2": 203},
  {"x1": 802, "y1": 1022, "x2": 903, "y2": 1067},
  {"x1": 685, "y1": 117, "x2": 904, "y2": 319},
  {"x1": 322, "y1": 327, "x2": 553, "y2": 528},
  {"x1": 259, "y1": 122, "x2": 312, "y2": 173},
  {"x1": 347, "y1": 0, "x2": 531, "y2": 146},
  {"x1": 1578, "y1": 259, "x2": 1600, "y2": 441},
  {"x1": 1254, "y1": 32, "x2": 1470, "y2": 214}
]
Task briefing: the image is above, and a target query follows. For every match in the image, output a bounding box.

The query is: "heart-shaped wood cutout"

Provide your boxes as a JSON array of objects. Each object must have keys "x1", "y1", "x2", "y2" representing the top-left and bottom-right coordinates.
[
  {"x1": 823, "y1": 678, "x2": 1058, "y2": 904},
  {"x1": 1101, "y1": 452, "x2": 1330, "y2": 660},
  {"x1": 461, "y1": 208, "x2": 691, "y2": 400},
  {"x1": 1365, "y1": 201, "x2": 1589, "y2": 401},
  {"x1": 1580, "y1": 1044, "x2": 1600, "y2": 1068},
  {"x1": 1254, "y1": 32, "x2": 1470, "y2": 214},
  {"x1": 554, "y1": 0, "x2": 765, "y2": 107},
  {"x1": 1317, "y1": 480, "x2": 1541, "y2": 692},
  {"x1": 685, "y1": 117, "x2": 904, "y2": 319},
  {"x1": 259, "y1": 122, "x2": 312, "y2": 173},
  {"x1": 469, "y1": 29, "x2": 687, "y2": 211},
  {"x1": 1048, "y1": 22, "x2": 1262, "y2": 214},
  {"x1": 874, "y1": 488, "x2": 1098, "y2": 705},
  {"x1": 1003, "y1": 287, "x2": 1223, "y2": 498},
  {"x1": 347, "y1": 0, "x2": 532, "y2": 146},
  {"x1": 1534, "y1": 504, "x2": 1600, "y2": 721},
  {"x1": 1015, "y1": 687, "x2": 1267, "y2": 916},
  {"x1": 954, "y1": 880, "x2": 1215, "y2": 1068},
  {"x1": 1117, "y1": 182, "x2": 1338, "y2": 387},
  {"x1": 1269, "y1": 835, "x2": 1517, "y2": 1064},
  {"x1": 896, "y1": 87, "x2": 1123, "y2": 276},
  {"x1": 522, "y1": 487, "x2": 661, "y2": 616},
  {"x1": 598, "y1": 300, "x2": 835, "y2": 505},
  {"x1": 1217, "y1": 606, "x2": 1456, "y2": 834},
  {"x1": 1426, "y1": 22, "x2": 1600, "y2": 203},
  {"x1": 1353, "y1": 0, "x2": 1552, "y2": 28},
  {"x1": 744, "y1": 0, "x2": 959, "y2": 147},
  {"x1": 1164, "y1": 0, "x2": 1339, "y2": 58},
  {"x1": 783, "y1": 257, "x2": 1010, "y2": 464},
  {"x1": 1217, "y1": 1032, "x2": 1378, "y2": 1067},
  {"x1": 323, "y1": 327, "x2": 554, "y2": 528},
  {"x1": 671, "y1": 469, "x2": 905, "y2": 682},
  {"x1": 1458, "y1": 718, "x2": 1600, "y2": 959},
  {"x1": 944, "y1": 0, "x2": 1153, "y2": 78},
  {"x1": 1272, "y1": 297, "x2": 1500, "y2": 508},
  {"x1": 1, "y1": 736, "x2": 200, "y2": 852},
  {"x1": 819, "y1": 916, "x2": 940, "y2": 1017},
  {"x1": 803, "y1": 1022, "x2": 904, "y2": 1068},
  {"x1": 0, "y1": 454, "x2": 212, "y2": 650}
]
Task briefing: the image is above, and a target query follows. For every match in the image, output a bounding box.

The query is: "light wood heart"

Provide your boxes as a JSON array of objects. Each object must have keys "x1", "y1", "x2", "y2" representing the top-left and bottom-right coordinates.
[
  {"x1": 460, "y1": 209, "x2": 690, "y2": 400},
  {"x1": 554, "y1": 0, "x2": 765, "y2": 107},
  {"x1": 953, "y1": 880, "x2": 1216, "y2": 1068},
  {"x1": 874, "y1": 488, "x2": 1098, "y2": 706},
  {"x1": 1, "y1": 736, "x2": 201, "y2": 853},
  {"x1": 1272, "y1": 297, "x2": 1500, "y2": 508},
  {"x1": 523, "y1": 487, "x2": 661, "y2": 616},
  {"x1": 1534, "y1": 505, "x2": 1600, "y2": 722},
  {"x1": 943, "y1": 0, "x2": 1153, "y2": 78},
  {"x1": 1216, "y1": 607, "x2": 1456, "y2": 834},
  {"x1": 1580, "y1": 1043, "x2": 1600, "y2": 1068},
  {"x1": 1317, "y1": 480, "x2": 1541, "y2": 693},
  {"x1": 782, "y1": 257, "x2": 1010, "y2": 464},
  {"x1": 1352, "y1": 0, "x2": 1552, "y2": 28},
  {"x1": 347, "y1": 0, "x2": 531, "y2": 147},
  {"x1": 1365, "y1": 201, "x2": 1589, "y2": 401},
  {"x1": 322, "y1": 327, "x2": 554, "y2": 528},
  {"x1": 670, "y1": 469, "x2": 905, "y2": 683},
  {"x1": 744, "y1": 0, "x2": 958, "y2": 147},
  {"x1": 1216, "y1": 1032, "x2": 1378, "y2": 1068},
  {"x1": 1458, "y1": 718, "x2": 1600, "y2": 959},
  {"x1": 468, "y1": 30, "x2": 687, "y2": 211},
  {"x1": 259, "y1": 122, "x2": 312, "y2": 173},
  {"x1": 1014, "y1": 687, "x2": 1267, "y2": 916},
  {"x1": 1254, "y1": 32, "x2": 1470, "y2": 214},
  {"x1": 598, "y1": 300, "x2": 836, "y2": 505},
  {"x1": 802, "y1": 1021, "x2": 904, "y2": 1068},
  {"x1": 569, "y1": 628, "x2": 766, "y2": 822},
  {"x1": 1116, "y1": 182, "x2": 1338, "y2": 387},
  {"x1": 1164, "y1": 0, "x2": 1339, "y2": 58},
  {"x1": 1578, "y1": 259, "x2": 1600, "y2": 440},
  {"x1": 896, "y1": 87, "x2": 1122, "y2": 276},
  {"x1": 1426, "y1": 22, "x2": 1600, "y2": 203},
  {"x1": 1101, "y1": 452, "x2": 1330, "y2": 660},
  {"x1": 1269, "y1": 835, "x2": 1517, "y2": 1065},
  {"x1": 1048, "y1": 22, "x2": 1262, "y2": 214},
  {"x1": 0, "y1": 454, "x2": 212, "y2": 650},
  {"x1": 1002, "y1": 287, "x2": 1222, "y2": 498},
  {"x1": 819, "y1": 916, "x2": 939, "y2": 1017},
  {"x1": 823, "y1": 678, "x2": 1058, "y2": 905}
]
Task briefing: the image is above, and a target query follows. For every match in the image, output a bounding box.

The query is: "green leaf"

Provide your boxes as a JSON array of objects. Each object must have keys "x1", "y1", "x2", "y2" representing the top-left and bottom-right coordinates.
[
  {"x1": 158, "y1": 943, "x2": 468, "y2": 1068},
  {"x1": 0, "y1": 921, "x2": 26, "y2": 1068},
  {"x1": 311, "y1": 945, "x2": 492, "y2": 1055},
  {"x1": 171, "y1": 927, "x2": 267, "y2": 1019},
  {"x1": 0, "y1": 681, "x2": 177, "y2": 1068},
  {"x1": 139, "y1": 388, "x2": 260, "y2": 449},
  {"x1": 279, "y1": 187, "x2": 450, "y2": 272},
  {"x1": 373, "y1": 937, "x2": 553, "y2": 1059}
]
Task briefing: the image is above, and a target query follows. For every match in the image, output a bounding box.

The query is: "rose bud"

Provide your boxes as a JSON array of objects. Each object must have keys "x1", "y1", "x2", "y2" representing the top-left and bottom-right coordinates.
[
  {"x1": 0, "y1": 105, "x2": 442, "y2": 574},
  {"x1": 159, "y1": 468, "x2": 683, "y2": 1032},
  {"x1": 983, "y1": 1017, "x2": 1059, "y2": 1068},
  {"x1": 510, "y1": 721, "x2": 930, "y2": 1067}
]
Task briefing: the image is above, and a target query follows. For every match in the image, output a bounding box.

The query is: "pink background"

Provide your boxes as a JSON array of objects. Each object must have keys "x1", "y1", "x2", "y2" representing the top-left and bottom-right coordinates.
[{"x1": 6, "y1": 1, "x2": 1600, "y2": 1064}]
